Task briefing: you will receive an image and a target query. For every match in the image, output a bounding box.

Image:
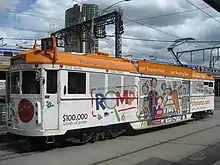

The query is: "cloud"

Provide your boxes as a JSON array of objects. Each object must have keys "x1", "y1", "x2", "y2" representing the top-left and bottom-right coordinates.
[
  {"x1": 1, "y1": 0, "x2": 220, "y2": 65},
  {"x1": 0, "y1": 0, "x2": 20, "y2": 11}
]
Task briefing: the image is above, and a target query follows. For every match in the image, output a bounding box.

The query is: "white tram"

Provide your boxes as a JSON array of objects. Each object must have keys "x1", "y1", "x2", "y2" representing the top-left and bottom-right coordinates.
[{"x1": 6, "y1": 37, "x2": 215, "y2": 150}]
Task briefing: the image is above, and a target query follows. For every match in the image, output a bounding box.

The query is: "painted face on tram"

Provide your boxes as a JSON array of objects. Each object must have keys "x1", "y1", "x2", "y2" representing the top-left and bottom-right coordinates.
[
  {"x1": 142, "y1": 82, "x2": 149, "y2": 95},
  {"x1": 151, "y1": 78, "x2": 157, "y2": 89},
  {"x1": 161, "y1": 83, "x2": 166, "y2": 92},
  {"x1": 173, "y1": 81, "x2": 177, "y2": 89},
  {"x1": 167, "y1": 88, "x2": 172, "y2": 96}
]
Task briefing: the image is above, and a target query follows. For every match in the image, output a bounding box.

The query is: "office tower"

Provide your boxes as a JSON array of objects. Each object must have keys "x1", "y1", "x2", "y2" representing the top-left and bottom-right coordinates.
[{"x1": 64, "y1": 4, "x2": 99, "y2": 53}]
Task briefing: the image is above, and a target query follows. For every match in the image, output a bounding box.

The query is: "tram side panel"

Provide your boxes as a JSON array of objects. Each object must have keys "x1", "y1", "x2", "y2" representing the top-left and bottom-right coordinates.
[
  {"x1": 58, "y1": 70, "x2": 139, "y2": 135},
  {"x1": 130, "y1": 77, "x2": 192, "y2": 130},
  {"x1": 190, "y1": 80, "x2": 215, "y2": 115}
]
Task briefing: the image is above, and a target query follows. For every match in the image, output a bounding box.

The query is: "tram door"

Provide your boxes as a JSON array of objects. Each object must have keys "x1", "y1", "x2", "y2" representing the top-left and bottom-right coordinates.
[{"x1": 44, "y1": 69, "x2": 59, "y2": 131}]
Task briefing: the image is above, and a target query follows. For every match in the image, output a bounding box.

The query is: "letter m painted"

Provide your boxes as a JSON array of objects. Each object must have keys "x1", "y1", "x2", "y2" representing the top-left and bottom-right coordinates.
[{"x1": 116, "y1": 90, "x2": 129, "y2": 106}]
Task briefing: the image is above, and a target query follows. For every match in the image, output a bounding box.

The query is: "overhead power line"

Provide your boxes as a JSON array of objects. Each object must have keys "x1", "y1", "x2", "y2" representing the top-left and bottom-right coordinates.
[
  {"x1": 185, "y1": 0, "x2": 220, "y2": 24},
  {"x1": 0, "y1": 1, "x2": 186, "y2": 41},
  {"x1": 107, "y1": 36, "x2": 220, "y2": 43},
  {"x1": 122, "y1": 42, "x2": 155, "y2": 57},
  {"x1": 122, "y1": 37, "x2": 174, "y2": 43},
  {"x1": 0, "y1": 24, "x2": 50, "y2": 33},
  {"x1": 5, "y1": 8, "x2": 64, "y2": 23},
  {"x1": 1, "y1": 1, "x2": 217, "y2": 47},
  {"x1": 73, "y1": 0, "x2": 182, "y2": 39},
  {"x1": 124, "y1": 17, "x2": 181, "y2": 39},
  {"x1": 123, "y1": 36, "x2": 220, "y2": 43},
  {"x1": 3, "y1": 36, "x2": 220, "y2": 44},
  {"x1": 131, "y1": 6, "x2": 210, "y2": 21}
]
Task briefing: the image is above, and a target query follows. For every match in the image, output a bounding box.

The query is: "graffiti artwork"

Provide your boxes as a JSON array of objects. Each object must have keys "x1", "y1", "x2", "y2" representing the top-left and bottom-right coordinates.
[
  {"x1": 137, "y1": 78, "x2": 190, "y2": 127},
  {"x1": 91, "y1": 85, "x2": 138, "y2": 122}
]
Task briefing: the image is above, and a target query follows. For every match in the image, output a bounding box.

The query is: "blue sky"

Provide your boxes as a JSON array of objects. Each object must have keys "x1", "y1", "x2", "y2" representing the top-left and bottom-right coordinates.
[
  {"x1": 0, "y1": 0, "x2": 37, "y2": 30},
  {"x1": 15, "y1": 0, "x2": 36, "y2": 11},
  {"x1": 0, "y1": 0, "x2": 67, "y2": 47}
]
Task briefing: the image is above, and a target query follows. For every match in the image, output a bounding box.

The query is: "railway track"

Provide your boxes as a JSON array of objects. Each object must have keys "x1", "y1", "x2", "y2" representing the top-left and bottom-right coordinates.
[
  {"x1": 88, "y1": 122, "x2": 220, "y2": 165},
  {"x1": 0, "y1": 117, "x2": 218, "y2": 163},
  {"x1": 0, "y1": 141, "x2": 40, "y2": 161}
]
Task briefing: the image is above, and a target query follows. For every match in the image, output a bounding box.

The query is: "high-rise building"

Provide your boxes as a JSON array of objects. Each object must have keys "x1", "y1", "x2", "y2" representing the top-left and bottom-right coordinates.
[{"x1": 64, "y1": 4, "x2": 99, "y2": 53}]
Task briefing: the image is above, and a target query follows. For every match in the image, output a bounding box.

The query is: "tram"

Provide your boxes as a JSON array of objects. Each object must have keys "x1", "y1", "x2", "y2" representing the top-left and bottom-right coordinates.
[{"x1": 6, "y1": 37, "x2": 215, "y2": 150}]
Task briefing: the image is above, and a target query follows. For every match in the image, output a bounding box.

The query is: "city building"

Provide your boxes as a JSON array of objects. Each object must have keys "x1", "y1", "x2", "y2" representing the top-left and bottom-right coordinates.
[{"x1": 64, "y1": 3, "x2": 99, "y2": 53}]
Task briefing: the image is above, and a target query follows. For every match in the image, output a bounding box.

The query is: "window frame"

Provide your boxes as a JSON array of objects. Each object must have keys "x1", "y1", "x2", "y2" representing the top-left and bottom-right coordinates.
[
  {"x1": 10, "y1": 71, "x2": 21, "y2": 94},
  {"x1": 67, "y1": 71, "x2": 86, "y2": 95},
  {"x1": 21, "y1": 70, "x2": 41, "y2": 95},
  {"x1": 46, "y1": 70, "x2": 58, "y2": 94}
]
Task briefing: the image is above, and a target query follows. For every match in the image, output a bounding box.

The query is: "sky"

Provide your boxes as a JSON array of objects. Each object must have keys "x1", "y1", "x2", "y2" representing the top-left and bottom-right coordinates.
[{"x1": 0, "y1": 0, "x2": 220, "y2": 65}]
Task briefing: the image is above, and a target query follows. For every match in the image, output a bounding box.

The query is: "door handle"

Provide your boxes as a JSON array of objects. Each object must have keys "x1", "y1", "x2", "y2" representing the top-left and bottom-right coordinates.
[{"x1": 64, "y1": 85, "x2": 66, "y2": 95}]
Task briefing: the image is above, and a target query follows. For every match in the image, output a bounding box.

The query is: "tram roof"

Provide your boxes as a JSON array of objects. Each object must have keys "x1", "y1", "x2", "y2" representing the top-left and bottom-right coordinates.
[
  {"x1": 11, "y1": 49, "x2": 214, "y2": 81},
  {"x1": 10, "y1": 37, "x2": 214, "y2": 81}
]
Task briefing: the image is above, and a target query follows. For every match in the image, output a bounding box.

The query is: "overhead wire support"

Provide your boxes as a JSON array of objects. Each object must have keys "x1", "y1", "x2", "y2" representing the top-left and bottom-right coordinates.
[
  {"x1": 167, "y1": 37, "x2": 195, "y2": 66},
  {"x1": 51, "y1": 9, "x2": 124, "y2": 58}
]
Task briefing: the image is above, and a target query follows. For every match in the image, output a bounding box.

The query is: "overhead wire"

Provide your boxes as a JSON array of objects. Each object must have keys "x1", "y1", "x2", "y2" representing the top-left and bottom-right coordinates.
[
  {"x1": 185, "y1": 0, "x2": 220, "y2": 24},
  {"x1": 129, "y1": 6, "x2": 210, "y2": 21},
  {"x1": 0, "y1": 24, "x2": 51, "y2": 33},
  {"x1": 3, "y1": 36, "x2": 220, "y2": 44},
  {"x1": 123, "y1": 17, "x2": 181, "y2": 39},
  {"x1": 1, "y1": 0, "x2": 217, "y2": 52},
  {"x1": 104, "y1": 36, "x2": 154, "y2": 57},
  {"x1": 0, "y1": 1, "x2": 190, "y2": 40},
  {"x1": 122, "y1": 43, "x2": 156, "y2": 57},
  {"x1": 72, "y1": 0, "x2": 181, "y2": 39},
  {"x1": 4, "y1": 8, "x2": 64, "y2": 23},
  {"x1": 0, "y1": 1, "x2": 216, "y2": 39},
  {"x1": 121, "y1": 36, "x2": 220, "y2": 43},
  {"x1": 71, "y1": 0, "x2": 170, "y2": 56}
]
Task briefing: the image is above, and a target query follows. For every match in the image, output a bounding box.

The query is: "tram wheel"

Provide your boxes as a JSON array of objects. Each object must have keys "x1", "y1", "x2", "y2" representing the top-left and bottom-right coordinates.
[{"x1": 89, "y1": 133, "x2": 97, "y2": 143}]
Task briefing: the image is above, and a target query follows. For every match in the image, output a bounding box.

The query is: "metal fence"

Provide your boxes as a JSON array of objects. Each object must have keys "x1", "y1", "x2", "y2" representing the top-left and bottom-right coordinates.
[{"x1": 0, "y1": 103, "x2": 7, "y2": 126}]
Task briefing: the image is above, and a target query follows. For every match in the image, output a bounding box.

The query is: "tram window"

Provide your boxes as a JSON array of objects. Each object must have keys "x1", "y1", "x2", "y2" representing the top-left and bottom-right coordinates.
[
  {"x1": 90, "y1": 73, "x2": 105, "y2": 91},
  {"x1": 108, "y1": 74, "x2": 121, "y2": 87},
  {"x1": 209, "y1": 82, "x2": 213, "y2": 87},
  {"x1": 3, "y1": 51, "x2": 13, "y2": 57},
  {"x1": 22, "y1": 71, "x2": 40, "y2": 94},
  {"x1": 11, "y1": 72, "x2": 20, "y2": 94},
  {"x1": 68, "y1": 72, "x2": 86, "y2": 94},
  {"x1": 46, "y1": 70, "x2": 57, "y2": 94}
]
